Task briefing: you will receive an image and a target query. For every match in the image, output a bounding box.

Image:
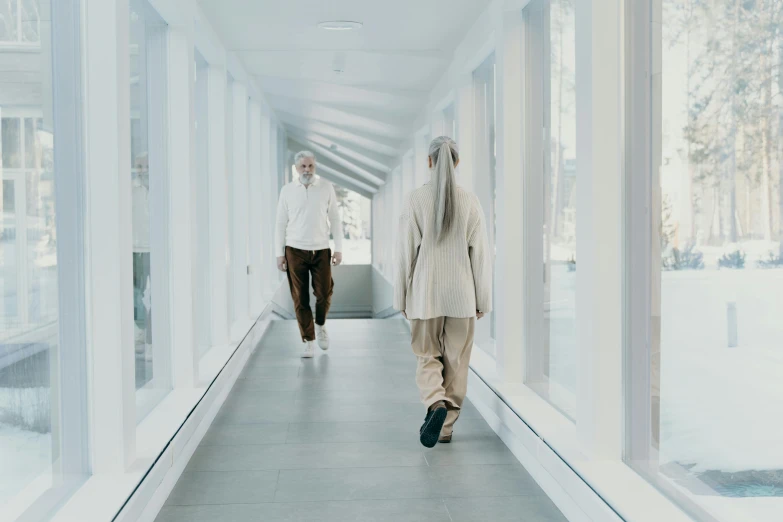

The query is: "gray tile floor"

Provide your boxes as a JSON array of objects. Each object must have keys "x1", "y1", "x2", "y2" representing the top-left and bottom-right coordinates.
[{"x1": 156, "y1": 319, "x2": 567, "y2": 522}]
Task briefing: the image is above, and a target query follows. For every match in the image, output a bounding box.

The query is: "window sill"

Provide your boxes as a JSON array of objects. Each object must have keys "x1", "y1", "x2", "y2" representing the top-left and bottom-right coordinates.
[
  {"x1": 50, "y1": 311, "x2": 272, "y2": 521},
  {"x1": 468, "y1": 346, "x2": 694, "y2": 522}
]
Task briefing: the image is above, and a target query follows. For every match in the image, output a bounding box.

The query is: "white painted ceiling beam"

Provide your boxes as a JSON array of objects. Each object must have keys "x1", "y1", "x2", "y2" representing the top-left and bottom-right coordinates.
[
  {"x1": 295, "y1": 139, "x2": 386, "y2": 186},
  {"x1": 287, "y1": 129, "x2": 392, "y2": 174},
  {"x1": 278, "y1": 112, "x2": 401, "y2": 157},
  {"x1": 288, "y1": 138, "x2": 377, "y2": 198},
  {"x1": 270, "y1": 95, "x2": 408, "y2": 139}
]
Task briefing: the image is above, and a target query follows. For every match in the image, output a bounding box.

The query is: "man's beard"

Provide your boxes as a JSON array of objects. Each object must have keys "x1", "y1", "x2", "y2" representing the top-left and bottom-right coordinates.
[{"x1": 300, "y1": 173, "x2": 314, "y2": 185}]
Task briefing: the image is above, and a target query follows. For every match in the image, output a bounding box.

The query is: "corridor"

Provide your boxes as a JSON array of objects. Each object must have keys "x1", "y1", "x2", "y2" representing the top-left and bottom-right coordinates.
[
  {"x1": 3, "y1": 0, "x2": 782, "y2": 521},
  {"x1": 155, "y1": 319, "x2": 566, "y2": 522}
]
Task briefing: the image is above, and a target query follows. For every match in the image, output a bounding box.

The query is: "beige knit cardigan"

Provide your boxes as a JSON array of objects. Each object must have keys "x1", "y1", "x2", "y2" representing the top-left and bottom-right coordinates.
[{"x1": 394, "y1": 183, "x2": 493, "y2": 320}]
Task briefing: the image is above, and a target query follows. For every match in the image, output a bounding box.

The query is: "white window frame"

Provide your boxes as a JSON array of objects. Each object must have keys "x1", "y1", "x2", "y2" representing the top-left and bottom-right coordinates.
[
  {"x1": 0, "y1": 0, "x2": 43, "y2": 49},
  {"x1": 1, "y1": 2, "x2": 91, "y2": 518},
  {"x1": 130, "y1": 0, "x2": 173, "y2": 421}
]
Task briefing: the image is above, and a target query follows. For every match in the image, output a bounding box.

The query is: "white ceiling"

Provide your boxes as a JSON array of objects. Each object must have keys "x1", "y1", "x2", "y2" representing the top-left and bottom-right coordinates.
[{"x1": 198, "y1": 0, "x2": 491, "y2": 191}]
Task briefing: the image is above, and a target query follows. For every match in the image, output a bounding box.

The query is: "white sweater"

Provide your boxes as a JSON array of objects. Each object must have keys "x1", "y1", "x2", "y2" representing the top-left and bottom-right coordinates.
[
  {"x1": 275, "y1": 177, "x2": 344, "y2": 257},
  {"x1": 394, "y1": 183, "x2": 492, "y2": 320}
]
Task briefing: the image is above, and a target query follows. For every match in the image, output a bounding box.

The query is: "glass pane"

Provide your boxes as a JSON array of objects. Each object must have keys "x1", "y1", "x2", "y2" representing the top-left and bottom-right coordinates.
[
  {"x1": 194, "y1": 55, "x2": 211, "y2": 359},
  {"x1": 0, "y1": 0, "x2": 18, "y2": 42},
  {"x1": 1, "y1": 179, "x2": 18, "y2": 321},
  {"x1": 443, "y1": 104, "x2": 456, "y2": 142},
  {"x1": 472, "y1": 52, "x2": 497, "y2": 354},
  {"x1": 0, "y1": 0, "x2": 88, "y2": 513},
  {"x1": 2, "y1": 118, "x2": 21, "y2": 169},
  {"x1": 225, "y1": 76, "x2": 234, "y2": 330},
  {"x1": 649, "y1": 0, "x2": 783, "y2": 519},
  {"x1": 525, "y1": 0, "x2": 577, "y2": 417},
  {"x1": 130, "y1": 0, "x2": 168, "y2": 419},
  {"x1": 24, "y1": 118, "x2": 37, "y2": 168},
  {"x1": 331, "y1": 185, "x2": 371, "y2": 265},
  {"x1": 21, "y1": 0, "x2": 40, "y2": 43}
]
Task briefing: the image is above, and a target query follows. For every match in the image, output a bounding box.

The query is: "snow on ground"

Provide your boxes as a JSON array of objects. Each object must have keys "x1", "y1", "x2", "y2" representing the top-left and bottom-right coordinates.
[
  {"x1": 0, "y1": 416, "x2": 51, "y2": 506},
  {"x1": 659, "y1": 269, "x2": 783, "y2": 472}
]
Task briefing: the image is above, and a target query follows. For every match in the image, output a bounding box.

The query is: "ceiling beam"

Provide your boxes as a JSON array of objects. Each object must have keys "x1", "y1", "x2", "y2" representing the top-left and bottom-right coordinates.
[
  {"x1": 288, "y1": 138, "x2": 377, "y2": 198},
  {"x1": 291, "y1": 138, "x2": 386, "y2": 186},
  {"x1": 287, "y1": 129, "x2": 392, "y2": 174},
  {"x1": 270, "y1": 96, "x2": 408, "y2": 139},
  {"x1": 279, "y1": 112, "x2": 401, "y2": 157}
]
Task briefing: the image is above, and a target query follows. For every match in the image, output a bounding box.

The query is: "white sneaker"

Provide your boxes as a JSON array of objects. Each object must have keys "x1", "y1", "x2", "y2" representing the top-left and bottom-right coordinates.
[
  {"x1": 301, "y1": 341, "x2": 315, "y2": 358},
  {"x1": 315, "y1": 324, "x2": 330, "y2": 351}
]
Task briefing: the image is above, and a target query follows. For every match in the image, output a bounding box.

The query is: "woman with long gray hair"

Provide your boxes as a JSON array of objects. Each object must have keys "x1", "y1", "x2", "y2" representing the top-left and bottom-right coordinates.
[{"x1": 394, "y1": 136, "x2": 492, "y2": 448}]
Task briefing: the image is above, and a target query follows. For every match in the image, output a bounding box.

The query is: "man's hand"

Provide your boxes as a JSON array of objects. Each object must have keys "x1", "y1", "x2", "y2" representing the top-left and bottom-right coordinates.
[
  {"x1": 476, "y1": 311, "x2": 485, "y2": 320},
  {"x1": 277, "y1": 256, "x2": 287, "y2": 272},
  {"x1": 332, "y1": 252, "x2": 343, "y2": 266}
]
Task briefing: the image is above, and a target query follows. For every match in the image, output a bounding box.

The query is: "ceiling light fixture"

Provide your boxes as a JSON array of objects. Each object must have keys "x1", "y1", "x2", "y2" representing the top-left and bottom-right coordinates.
[{"x1": 318, "y1": 20, "x2": 363, "y2": 31}]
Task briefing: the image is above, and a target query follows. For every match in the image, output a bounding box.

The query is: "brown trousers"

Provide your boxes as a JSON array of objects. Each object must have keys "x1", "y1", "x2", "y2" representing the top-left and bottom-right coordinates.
[
  {"x1": 285, "y1": 246, "x2": 334, "y2": 342},
  {"x1": 410, "y1": 317, "x2": 475, "y2": 437}
]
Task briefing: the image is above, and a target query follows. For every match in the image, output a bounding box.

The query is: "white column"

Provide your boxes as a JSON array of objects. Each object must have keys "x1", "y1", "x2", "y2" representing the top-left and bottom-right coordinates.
[
  {"x1": 167, "y1": 26, "x2": 197, "y2": 387},
  {"x1": 82, "y1": 0, "x2": 135, "y2": 471},
  {"x1": 494, "y1": 9, "x2": 525, "y2": 382},
  {"x1": 207, "y1": 66, "x2": 229, "y2": 346},
  {"x1": 575, "y1": 0, "x2": 624, "y2": 459},
  {"x1": 231, "y1": 82, "x2": 250, "y2": 333},
  {"x1": 248, "y1": 100, "x2": 264, "y2": 316}
]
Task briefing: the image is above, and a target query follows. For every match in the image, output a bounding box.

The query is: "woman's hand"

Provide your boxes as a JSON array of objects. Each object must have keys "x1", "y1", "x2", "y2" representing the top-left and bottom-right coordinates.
[{"x1": 476, "y1": 311, "x2": 485, "y2": 320}]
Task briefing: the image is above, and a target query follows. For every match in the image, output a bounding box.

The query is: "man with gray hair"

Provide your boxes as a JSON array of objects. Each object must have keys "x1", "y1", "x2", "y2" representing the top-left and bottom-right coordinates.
[{"x1": 275, "y1": 150, "x2": 343, "y2": 357}]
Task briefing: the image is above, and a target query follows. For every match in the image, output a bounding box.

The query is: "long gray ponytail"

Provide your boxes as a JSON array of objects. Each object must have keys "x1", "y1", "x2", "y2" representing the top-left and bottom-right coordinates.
[{"x1": 429, "y1": 136, "x2": 459, "y2": 243}]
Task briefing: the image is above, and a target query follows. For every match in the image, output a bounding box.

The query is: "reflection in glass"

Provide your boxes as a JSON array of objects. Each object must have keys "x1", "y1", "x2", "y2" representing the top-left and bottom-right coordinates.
[
  {"x1": 0, "y1": 0, "x2": 85, "y2": 513},
  {"x1": 130, "y1": 0, "x2": 169, "y2": 420},
  {"x1": 524, "y1": 0, "x2": 577, "y2": 417}
]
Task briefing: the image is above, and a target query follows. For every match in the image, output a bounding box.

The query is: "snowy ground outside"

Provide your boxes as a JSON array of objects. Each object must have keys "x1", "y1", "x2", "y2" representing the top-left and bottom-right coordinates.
[
  {"x1": 535, "y1": 250, "x2": 783, "y2": 520},
  {"x1": 0, "y1": 387, "x2": 51, "y2": 507}
]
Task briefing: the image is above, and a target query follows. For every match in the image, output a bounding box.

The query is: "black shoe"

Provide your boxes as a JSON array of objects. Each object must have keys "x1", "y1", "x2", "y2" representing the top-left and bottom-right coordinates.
[{"x1": 419, "y1": 404, "x2": 448, "y2": 448}]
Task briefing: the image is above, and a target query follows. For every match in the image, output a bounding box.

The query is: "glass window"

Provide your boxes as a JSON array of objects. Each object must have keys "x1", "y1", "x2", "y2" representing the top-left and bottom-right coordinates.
[
  {"x1": 225, "y1": 75, "x2": 234, "y2": 330},
  {"x1": 1, "y1": 0, "x2": 88, "y2": 515},
  {"x1": 626, "y1": 0, "x2": 783, "y2": 519},
  {"x1": 416, "y1": 134, "x2": 430, "y2": 188},
  {"x1": 194, "y1": 52, "x2": 211, "y2": 358},
  {"x1": 403, "y1": 152, "x2": 414, "y2": 198},
  {"x1": 0, "y1": 0, "x2": 40, "y2": 45},
  {"x1": 2, "y1": 118, "x2": 21, "y2": 168},
  {"x1": 523, "y1": 0, "x2": 577, "y2": 417},
  {"x1": 473, "y1": 52, "x2": 498, "y2": 352},
  {"x1": 330, "y1": 185, "x2": 371, "y2": 265},
  {"x1": 130, "y1": 0, "x2": 170, "y2": 420},
  {"x1": 443, "y1": 103, "x2": 457, "y2": 142}
]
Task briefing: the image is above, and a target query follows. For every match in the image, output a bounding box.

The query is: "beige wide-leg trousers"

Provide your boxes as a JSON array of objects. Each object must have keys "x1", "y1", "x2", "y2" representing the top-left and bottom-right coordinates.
[{"x1": 410, "y1": 316, "x2": 475, "y2": 437}]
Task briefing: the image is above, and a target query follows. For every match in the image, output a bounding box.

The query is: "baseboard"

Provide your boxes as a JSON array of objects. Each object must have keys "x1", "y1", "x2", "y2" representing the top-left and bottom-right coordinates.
[
  {"x1": 115, "y1": 312, "x2": 275, "y2": 522},
  {"x1": 373, "y1": 305, "x2": 401, "y2": 319},
  {"x1": 466, "y1": 369, "x2": 624, "y2": 522}
]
